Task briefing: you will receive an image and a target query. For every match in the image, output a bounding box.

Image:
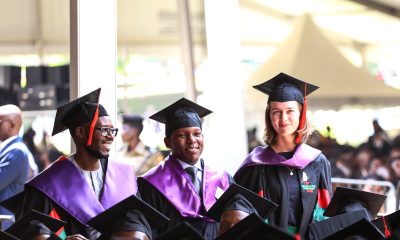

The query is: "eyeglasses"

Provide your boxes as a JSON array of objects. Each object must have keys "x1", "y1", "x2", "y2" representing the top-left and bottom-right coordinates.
[{"x1": 94, "y1": 127, "x2": 118, "y2": 137}]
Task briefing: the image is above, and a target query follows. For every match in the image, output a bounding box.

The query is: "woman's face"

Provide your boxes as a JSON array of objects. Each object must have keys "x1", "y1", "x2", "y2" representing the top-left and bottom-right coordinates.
[{"x1": 269, "y1": 101, "x2": 301, "y2": 137}]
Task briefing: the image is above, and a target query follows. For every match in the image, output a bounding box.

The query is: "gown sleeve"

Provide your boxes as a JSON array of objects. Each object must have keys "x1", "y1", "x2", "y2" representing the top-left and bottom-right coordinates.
[{"x1": 312, "y1": 154, "x2": 332, "y2": 222}]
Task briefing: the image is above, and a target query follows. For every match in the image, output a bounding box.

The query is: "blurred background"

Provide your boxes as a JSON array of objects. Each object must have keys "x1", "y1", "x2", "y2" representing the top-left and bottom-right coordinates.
[{"x1": 1, "y1": 0, "x2": 400, "y2": 203}]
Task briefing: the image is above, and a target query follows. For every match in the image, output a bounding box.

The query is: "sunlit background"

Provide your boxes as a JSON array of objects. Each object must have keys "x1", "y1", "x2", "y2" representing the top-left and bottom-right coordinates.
[{"x1": 0, "y1": 0, "x2": 400, "y2": 162}]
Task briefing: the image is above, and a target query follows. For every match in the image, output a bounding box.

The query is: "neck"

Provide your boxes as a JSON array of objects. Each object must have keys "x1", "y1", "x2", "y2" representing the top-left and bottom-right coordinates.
[
  {"x1": 128, "y1": 138, "x2": 140, "y2": 152},
  {"x1": 272, "y1": 136, "x2": 296, "y2": 153},
  {"x1": 73, "y1": 151, "x2": 100, "y2": 171}
]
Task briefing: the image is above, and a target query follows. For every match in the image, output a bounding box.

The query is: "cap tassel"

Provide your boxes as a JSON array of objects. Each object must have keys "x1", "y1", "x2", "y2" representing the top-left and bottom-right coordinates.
[
  {"x1": 295, "y1": 83, "x2": 307, "y2": 144},
  {"x1": 383, "y1": 216, "x2": 391, "y2": 238},
  {"x1": 87, "y1": 105, "x2": 99, "y2": 146}
]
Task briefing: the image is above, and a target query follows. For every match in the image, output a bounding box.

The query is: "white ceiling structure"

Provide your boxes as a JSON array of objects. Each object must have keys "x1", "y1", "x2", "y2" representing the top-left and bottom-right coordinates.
[{"x1": 0, "y1": 0, "x2": 399, "y2": 102}]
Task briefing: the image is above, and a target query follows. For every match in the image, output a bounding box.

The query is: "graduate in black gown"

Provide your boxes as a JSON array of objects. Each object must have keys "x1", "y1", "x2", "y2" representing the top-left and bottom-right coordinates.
[
  {"x1": 22, "y1": 89, "x2": 138, "y2": 239},
  {"x1": 137, "y1": 98, "x2": 233, "y2": 239},
  {"x1": 234, "y1": 73, "x2": 332, "y2": 238}
]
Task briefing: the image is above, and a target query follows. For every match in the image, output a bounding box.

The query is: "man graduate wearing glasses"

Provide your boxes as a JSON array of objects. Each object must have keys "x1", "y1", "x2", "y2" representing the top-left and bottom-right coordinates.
[{"x1": 22, "y1": 88, "x2": 138, "y2": 239}]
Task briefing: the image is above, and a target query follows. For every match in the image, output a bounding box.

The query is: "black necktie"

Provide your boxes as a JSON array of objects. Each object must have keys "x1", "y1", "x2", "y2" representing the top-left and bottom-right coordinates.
[{"x1": 185, "y1": 166, "x2": 201, "y2": 194}]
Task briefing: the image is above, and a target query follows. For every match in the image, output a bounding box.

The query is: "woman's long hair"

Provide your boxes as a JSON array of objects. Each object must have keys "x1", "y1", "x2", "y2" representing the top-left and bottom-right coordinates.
[{"x1": 263, "y1": 103, "x2": 313, "y2": 146}]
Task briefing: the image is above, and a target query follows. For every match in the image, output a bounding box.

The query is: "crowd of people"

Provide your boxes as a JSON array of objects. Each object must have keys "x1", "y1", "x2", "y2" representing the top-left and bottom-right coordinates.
[{"x1": 0, "y1": 73, "x2": 399, "y2": 239}]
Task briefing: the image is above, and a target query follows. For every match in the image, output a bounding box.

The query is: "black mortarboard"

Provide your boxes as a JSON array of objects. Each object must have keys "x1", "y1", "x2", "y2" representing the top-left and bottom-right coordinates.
[
  {"x1": 51, "y1": 88, "x2": 109, "y2": 145},
  {"x1": 215, "y1": 213, "x2": 295, "y2": 240},
  {"x1": 253, "y1": 72, "x2": 319, "y2": 104},
  {"x1": 121, "y1": 114, "x2": 144, "y2": 129},
  {"x1": 0, "y1": 231, "x2": 19, "y2": 240},
  {"x1": 149, "y1": 98, "x2": 212, "y2": 137},
  {"x1": 324, "y1": 187, "x2": 387, "y2": 219},
  {"x1": 155, "y1": 221, "x2": 205, "y2": 240},
  {"x1": 324, "y1": 218, "x2": 385, "y2": 240},
  {"x1": 310, "y1": 208, "x2": 371, "y2": 240},
  {"x1": 373, "y1": 209, "x2": 400, "y2": 239},
  {"x1": 206, "y1": 183, "x2": 278, "y2": 221},
  {"x1": 5, "y1": 210, "x2": 66, "y2": 239},
  {"x1": 0, "y1": 191, "x2": 24, "y2": 220},
  {"x1": 87, "y1": 194, "x2": 169, "y2": 239}
]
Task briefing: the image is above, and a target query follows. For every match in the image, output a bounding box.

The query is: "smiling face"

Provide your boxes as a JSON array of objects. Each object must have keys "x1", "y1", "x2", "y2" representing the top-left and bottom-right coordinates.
[
  {"x1": 85, "y1": 116, "x2": 115, "y2": 159},
  {"x1": 269, "y1": 101, "x2": 301, "y2": 138},
  {"x1": 164, "y1": 127, "x2": 204, "y2": 165}
]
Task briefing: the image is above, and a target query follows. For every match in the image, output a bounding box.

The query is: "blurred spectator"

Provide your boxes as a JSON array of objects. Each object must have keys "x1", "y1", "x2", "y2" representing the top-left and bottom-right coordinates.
[
  {"x1": 246, "y1": 127, "x2": 263, "y2": 153},
  {"x1": 367, "y1": 119, "x2": 391, "y2": 158},
  {"x1": 331, "y1": 144, "x2": 355, "y2": 178},
  {"x1": 0, "y1": 104, "x2": 36, "y2": 229},
  {"x1": 389, "y1": 157, "x2": 400, "y2": 188},
  {"x1": 117, "y1": 114, "x2": 164, "y2": 176},
  {"x1": 351, "y1": 146, "x2": 373, "y2": 179}
]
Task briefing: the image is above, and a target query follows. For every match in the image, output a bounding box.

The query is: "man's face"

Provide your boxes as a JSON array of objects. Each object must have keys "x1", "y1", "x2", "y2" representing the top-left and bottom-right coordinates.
[
  {"x1": 164, "y1": 127, "x2": 203, "y2": 165},
  {"x1": 121, "y1": 124, "x2": 140, "y2": 143},
  {"x1": 85, "y1": 116, "x2": 115, "y2": 159}
]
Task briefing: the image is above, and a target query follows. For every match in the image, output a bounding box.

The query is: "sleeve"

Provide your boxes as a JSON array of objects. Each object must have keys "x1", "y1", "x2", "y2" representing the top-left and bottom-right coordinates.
[
  {"x1": 23, "y1": 185, "x2": 68, "y2": 238},
  {"x1": 0, "y1": 150, "x2": 29, "y2": 191},
  {"x1": 234, "y1": 166, "x2": 265, "y2": 197},
  {"x1": 312, "y1": 154, "x2": 332, "y2": 222}
]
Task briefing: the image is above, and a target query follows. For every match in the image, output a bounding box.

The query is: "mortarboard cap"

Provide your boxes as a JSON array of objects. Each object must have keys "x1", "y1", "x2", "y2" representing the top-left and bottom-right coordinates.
[
  {"x1": 215, "y1": 213, "x2": 295, "y2": 240},
  {"x1": 51, "y1": 88, "x2": 109, "y2": 146},
  {"x1": 310, "y1": 208, "x2": 371, "y2": 239},
  {"x1": 373, "y1": 209, "x2": 400, "y2": 239},
  {"x1": 87, "y1": 194, "x2": 169, "y2": 239},
  {"x1": 0, "y1": 191, "x2": 25, "y2": 219},
  {"x1": 155, "y1": 221, "x2": 205, "y2": 240},
  {"x1": 324, "y1": 187, "x2": 386, "y2": 219},
  {"x1": 0, "y1": 231, "x2": 19, "y2": 240},
  {"x1": 5, "y1": 210, "x2": 66, "y2": 239},
  {"x1": 121, "y1": 114, "x2": 144, "y2": 128},
  {"x1": 206, "y1": 183, "x2": 278, "y2": 221},
  {"x1": 253, "y1": 72, "x2": 319, "y2": 104},
  {"x1": 149, "y1": 98, "x2": 212, "y2": 137},
  {"x1": 324, "y1": 218, "x2": 385, "y2": 240}
]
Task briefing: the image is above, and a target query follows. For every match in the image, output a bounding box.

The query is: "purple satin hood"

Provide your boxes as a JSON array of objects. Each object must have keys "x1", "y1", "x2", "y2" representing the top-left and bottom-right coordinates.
[
  {"x1": 27, "y1": 157, "x2": 137, "y2": 226},
  {"x1": 237, "y1": 144, "x2": 321, "y2": 172},
  {"x1": 141, "y1": 155, "x2": 230, "y2": 221}
]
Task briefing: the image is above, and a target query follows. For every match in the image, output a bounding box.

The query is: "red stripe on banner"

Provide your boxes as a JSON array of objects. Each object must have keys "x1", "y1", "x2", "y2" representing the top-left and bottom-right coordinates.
[
  {"x1": 317, "y1": 188, "x2": 330, "y2": 209},
  {"x1": 49, "y1": 208, "x2": 65, "y2": 236}
]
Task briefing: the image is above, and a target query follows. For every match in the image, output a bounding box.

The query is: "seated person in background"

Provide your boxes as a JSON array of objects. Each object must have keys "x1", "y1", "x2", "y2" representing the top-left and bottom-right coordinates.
[
  {"x1": 88, "y1": 194, "x2": 169, "y2": 240},
  {"x1": 22, "y1": 89, "x2": 137, "y2": 239},
  {"x1": 118, "y1": 114, "x2": 164, "y2": 175},
  {"x1": 137, "y1": 98, "x2": 233, "y2": 239},
  {"x1": 5, "y1": 210, "x2": 65, "y2": 240}
]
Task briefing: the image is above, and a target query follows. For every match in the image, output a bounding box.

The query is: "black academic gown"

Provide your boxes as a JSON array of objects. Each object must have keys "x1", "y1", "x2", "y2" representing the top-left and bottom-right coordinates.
[
  {"x1": 234, "y1": 149, "x2": 332, "y2": 239},
  {"x1": 137, "y1": 157, "x2": 233, "y2": 240},
  {"x1": 22, "y1": 158, "x2": 137, "y2": 239}
]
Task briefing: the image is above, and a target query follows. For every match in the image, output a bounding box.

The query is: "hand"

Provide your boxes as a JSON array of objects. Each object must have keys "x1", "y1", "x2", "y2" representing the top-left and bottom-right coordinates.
[{"x1": 66, "y1": 234, "x2": 89, "y2": 240}]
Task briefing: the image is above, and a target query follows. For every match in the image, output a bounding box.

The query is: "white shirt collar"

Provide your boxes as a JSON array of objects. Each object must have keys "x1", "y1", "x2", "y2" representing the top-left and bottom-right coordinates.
[
  {"x1": 0, "y1": 135, "x2": 19, "y2": 149},
  {"x1": 177, "y1": 158, "x2": 202, "y2": 171}
]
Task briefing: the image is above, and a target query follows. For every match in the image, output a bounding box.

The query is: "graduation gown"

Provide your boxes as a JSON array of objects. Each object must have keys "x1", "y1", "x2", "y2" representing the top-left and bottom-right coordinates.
[
  {"x1": 234, "y1": 144, "x2": 332, "y2": 239},
  {"x1": 23, "y1": 156, "x2": 137, "y2": 239},
  {"x1": 137, "y1": 155, "x2": 232, "y2": 240}
]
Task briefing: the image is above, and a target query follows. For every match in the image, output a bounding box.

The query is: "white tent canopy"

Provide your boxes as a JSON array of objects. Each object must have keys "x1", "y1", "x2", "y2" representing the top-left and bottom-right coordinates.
[{"x1": 245, "y1": 14, "x2": 400, "y2": 112}]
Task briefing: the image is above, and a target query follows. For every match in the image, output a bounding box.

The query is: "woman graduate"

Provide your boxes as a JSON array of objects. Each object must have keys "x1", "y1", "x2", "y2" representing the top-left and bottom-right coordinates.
[{"x1": 234, "y1": 73, "x2": 332, "y2": 238}]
